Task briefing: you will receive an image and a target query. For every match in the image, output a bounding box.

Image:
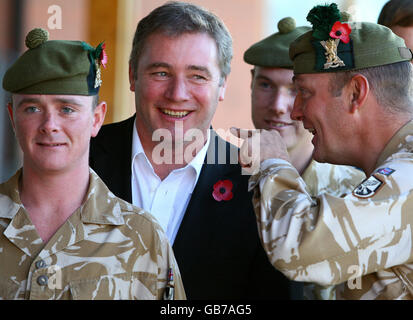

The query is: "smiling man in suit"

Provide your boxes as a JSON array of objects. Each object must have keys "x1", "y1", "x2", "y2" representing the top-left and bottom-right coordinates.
[{"x1": 90, "y1": 1, "x2": 296, "y2": 299}]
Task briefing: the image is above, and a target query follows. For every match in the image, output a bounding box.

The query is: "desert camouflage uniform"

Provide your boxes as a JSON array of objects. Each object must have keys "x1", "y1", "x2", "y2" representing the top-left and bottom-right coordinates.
[
  {"x1": 301, "y1": 161, "x2": 365, "y2": 300},
  {"x1": 250, "y1": 120, "x2": 413, "y2": 300},
  {"x1": 0, "y1": 169, "x2": 186, "y2": 300}
]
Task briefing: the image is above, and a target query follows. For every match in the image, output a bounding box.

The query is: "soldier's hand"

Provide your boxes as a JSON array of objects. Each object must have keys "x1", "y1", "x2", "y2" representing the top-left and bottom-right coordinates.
[{"x1": 230, "y1": 127, "x2": 290, "y2": 174}]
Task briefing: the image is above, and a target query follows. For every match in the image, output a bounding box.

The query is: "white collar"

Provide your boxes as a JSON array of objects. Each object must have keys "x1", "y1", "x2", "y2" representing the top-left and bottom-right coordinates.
[{"x1": 131, "y1": 118, "x2": 210, "y2": 178}]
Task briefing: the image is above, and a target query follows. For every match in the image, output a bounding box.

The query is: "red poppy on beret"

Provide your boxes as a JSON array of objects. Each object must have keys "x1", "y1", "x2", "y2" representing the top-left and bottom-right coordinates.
[
  {"x1": 99, "y1": 43, "x2": 108, "y2": 69},
  {"x1": 329, "y1": 21, "x2": 352, "y2": 44}
]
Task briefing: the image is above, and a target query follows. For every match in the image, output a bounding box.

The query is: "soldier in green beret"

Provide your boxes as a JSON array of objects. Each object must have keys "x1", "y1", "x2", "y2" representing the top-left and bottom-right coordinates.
[
  {"x1": 243, "y1": 16, "x2": 365, "y2": 299},
  {"x1": 0, "y1": 28, "x2": 185, "y2": 300},
  {"x1": 234, "y1": 3, "x2": 413, "y2": 299}
]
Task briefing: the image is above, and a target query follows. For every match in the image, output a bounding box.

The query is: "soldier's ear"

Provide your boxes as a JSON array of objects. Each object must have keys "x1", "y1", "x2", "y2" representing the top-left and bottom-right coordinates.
[
  {"x1": 250, "y1": 68, "x2": 255, "y2": 90},
  {"x1": 91, "y1": 101, "x2": 107, "y2": 138},
  {"x1": 7, "y1": 103, "x2": 16, "y2": 130},
  {"x1": 349, "y1": 74, "x2": 369, "y2": 114}
]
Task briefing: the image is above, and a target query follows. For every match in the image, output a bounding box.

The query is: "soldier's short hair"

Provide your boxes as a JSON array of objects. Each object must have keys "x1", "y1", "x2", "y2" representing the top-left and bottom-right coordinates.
[
  {"x1": 328, "y1": 61, "x2": 413, "y2": 115},
  {"x1": 129, "y1": 1, "x2": 233, "y2": 85},
  {"x1": 91, "y1": 94, "x2": 99, "y2": 110}
]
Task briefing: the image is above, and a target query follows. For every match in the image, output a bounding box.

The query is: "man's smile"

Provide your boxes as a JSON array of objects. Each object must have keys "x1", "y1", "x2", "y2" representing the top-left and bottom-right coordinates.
[{"x1": 159, "y1": 108, "x2": 192, "y2": 118}]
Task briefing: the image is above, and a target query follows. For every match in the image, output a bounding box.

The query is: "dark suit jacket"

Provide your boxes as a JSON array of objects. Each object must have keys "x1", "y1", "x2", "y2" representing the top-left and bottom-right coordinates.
[{"x1": 90, "y1": 115, "x2": 302, "y2": 299}]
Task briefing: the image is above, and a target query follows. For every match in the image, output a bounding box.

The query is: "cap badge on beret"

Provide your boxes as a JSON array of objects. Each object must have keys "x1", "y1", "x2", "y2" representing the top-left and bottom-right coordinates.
[
  {"x1": 81, "y1": 41, "x2": 108, "y2": 89},
  {"x1": 307, "y1": 3, "x2": 354, "y2": 70}
]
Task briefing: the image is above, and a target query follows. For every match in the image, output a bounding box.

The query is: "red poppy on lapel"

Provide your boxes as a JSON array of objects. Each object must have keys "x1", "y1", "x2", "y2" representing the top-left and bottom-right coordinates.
[{"x1": 212, "y1": 180, "x2": 233, "y2": 201}]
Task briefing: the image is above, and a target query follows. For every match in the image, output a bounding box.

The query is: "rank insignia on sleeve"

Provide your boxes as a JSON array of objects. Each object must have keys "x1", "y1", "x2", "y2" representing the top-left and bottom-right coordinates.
[
  {"x1": 376, "y1": 167, "x2": 395, "y2": 176},
  {"x1": 352, "y1": 175, "x2": 384, "y2": 198}
]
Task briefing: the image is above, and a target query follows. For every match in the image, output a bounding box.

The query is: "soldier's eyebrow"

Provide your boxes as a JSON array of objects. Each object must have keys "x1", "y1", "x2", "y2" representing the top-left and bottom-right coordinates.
[
  {"x1": 292, "y1": 75, "x2": 304, "y2": 85},
  {"x1": 16, "y1": 98, "x2": 41, "y2": 108},
  {"x1": 52, "y1": 98, "x2": 84, "y2": 107},
  {"x1": 255, "y1": 74, "x2": 272, "y2": 82}
]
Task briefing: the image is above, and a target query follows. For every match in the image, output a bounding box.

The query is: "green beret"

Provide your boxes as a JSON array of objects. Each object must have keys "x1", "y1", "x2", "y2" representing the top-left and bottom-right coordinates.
[
  {"x1": 2, "y1": 28, "x2": 107, "y2": 95},
  {"x1": 290, "y1": 3, "x2": 412, "y2": 74},
  {"x1": 244, "y1": 17, "x2": 311, "y2": 68}
]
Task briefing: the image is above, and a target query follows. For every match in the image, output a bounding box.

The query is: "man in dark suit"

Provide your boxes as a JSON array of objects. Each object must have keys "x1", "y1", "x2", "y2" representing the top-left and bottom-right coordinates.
[{"x1": 90, "y1": 1, "x2": 298, "y2": 299}]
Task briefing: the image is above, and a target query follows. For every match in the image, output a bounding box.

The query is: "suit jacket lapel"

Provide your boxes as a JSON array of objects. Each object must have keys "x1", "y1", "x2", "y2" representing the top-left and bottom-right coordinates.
[{"x1": 173, "y1": 130, "x2": 235, "y2": 249}]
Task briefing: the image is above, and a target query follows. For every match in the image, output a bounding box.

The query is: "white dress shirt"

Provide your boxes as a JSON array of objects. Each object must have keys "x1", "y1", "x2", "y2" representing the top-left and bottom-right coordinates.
[{"x1": 131, "y1": 119, "x2": 210, "y2": 244}]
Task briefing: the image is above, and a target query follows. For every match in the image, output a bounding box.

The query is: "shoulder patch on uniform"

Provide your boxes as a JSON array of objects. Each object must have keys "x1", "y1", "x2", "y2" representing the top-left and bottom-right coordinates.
[
  {"x1": 376, "y1": 167, "x2": 395, "y2": 176},
  {"x1": 352, "y1": 175, "x2": 384, "y2": 199}
]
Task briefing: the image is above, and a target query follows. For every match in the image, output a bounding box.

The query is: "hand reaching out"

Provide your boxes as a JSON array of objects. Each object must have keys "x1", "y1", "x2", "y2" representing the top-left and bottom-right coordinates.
[{"x1": 230, "y1": 127, "x2": 290, "y2": 174}]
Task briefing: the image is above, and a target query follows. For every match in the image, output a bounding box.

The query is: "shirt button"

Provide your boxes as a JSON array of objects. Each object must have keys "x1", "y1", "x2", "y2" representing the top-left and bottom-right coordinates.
[
  {"x1": 35, "y1": 260, "x2": 46, "y2": 269},
  {"x1": 37, "y1": 275, "x2": 49, "y2": 286}
]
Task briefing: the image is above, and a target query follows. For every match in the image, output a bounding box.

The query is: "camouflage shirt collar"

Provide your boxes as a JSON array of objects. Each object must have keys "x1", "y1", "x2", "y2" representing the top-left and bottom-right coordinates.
[
  {"x1": 0, "y1": 169, "x2": 23, "y2": 219},
  {"x1": 376, "y1": 119, "x2": 413, "y2": 167},
  {"x1": 79, "y1": 168, "x2": 125, "y2": 225},
  {"x1": 0, "y1": 168, "x2": 124, "y2": 226}
]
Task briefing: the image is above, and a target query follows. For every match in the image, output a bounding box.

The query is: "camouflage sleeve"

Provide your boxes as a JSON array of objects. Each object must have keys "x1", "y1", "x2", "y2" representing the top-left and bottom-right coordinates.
[
  {"x1": 123, "y1": 207, "x2": 186, "y2": 300},
  {"x1": 249, "y1": 159, "x2": 413, "y2": 286}
]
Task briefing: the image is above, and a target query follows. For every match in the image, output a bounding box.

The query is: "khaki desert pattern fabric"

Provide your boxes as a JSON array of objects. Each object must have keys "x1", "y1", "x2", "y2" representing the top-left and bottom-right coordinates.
[
  {"x1": 302, "y1": 161, "x2": 365, "y2": 199},
  {"x1": 301, "y1": 161, "x2": 365, "y2": 300},
  {"x1": 0, "y1": 169, "x2": 186, "y2": 300},
  {"x1": 250, "y1": 120, "x2": 413, "y2": 300}
]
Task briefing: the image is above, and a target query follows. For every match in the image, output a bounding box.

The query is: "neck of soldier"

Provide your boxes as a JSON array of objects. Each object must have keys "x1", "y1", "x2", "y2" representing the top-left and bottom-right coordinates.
[
  {"x1": 288, "y1": 137, "x2": 314, "y2": 175},
  {"x1": 354, "y1": 117, "x2": 411, "y2": 177},
  {"x1": 342, "y1": 98, "x2": 413, "y2": 177},
  {"x1": 19, "y1": 159, "x2": 90, "y2": 243}
]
